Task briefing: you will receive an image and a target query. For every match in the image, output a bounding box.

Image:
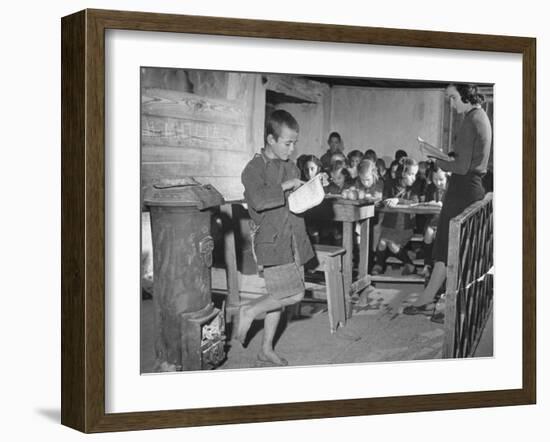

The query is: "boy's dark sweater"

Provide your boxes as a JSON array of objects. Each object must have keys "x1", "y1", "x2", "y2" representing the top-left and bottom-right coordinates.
[
  {"x1": 241, "y1": 150, "x2": 314, "y2": 267},
  {"x1": 382, "y1": 178, "x2": 419, "y2": 230}
]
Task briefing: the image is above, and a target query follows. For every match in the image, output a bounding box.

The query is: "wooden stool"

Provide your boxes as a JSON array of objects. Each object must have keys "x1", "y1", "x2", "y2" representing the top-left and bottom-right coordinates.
[{"x1": 305, "y1": 244, "x2": 347, "y2": 333}]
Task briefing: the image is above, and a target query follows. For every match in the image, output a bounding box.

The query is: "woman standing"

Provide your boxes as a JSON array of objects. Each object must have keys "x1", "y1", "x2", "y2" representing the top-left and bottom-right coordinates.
[{"x1": 403, "y1": 84, "x2": 492, "y2": 319}]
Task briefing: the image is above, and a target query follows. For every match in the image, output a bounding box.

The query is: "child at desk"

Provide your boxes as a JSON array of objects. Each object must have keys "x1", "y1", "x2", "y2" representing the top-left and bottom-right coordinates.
[
  {"x1": 376, "y1": 158, "x2": 388, "y2": 185},
  {"x1": 421, "y1": 166, "x2": 448, "y2": 278},
  {"x1": 321, "y1": 161, "x2": 351, "y2": 245},
  {"x1": 302, "y1": 154, "x2": 323, "y2": 181},
  {"x1": 324, "y1": 161, "x2": 352, "y2": 195},
  {"x1": 372, "y1": 158, "x2": 420, "y2": 276},
  {"x1": 355, "y1": 159, "x2": 383, "y2": 199},
  {"x1": 301, "y1": 155, "x2": 329, "y2": 244},
  {"x1": 347, "y1": 150, "x2": 364, "y2": 178},
  {"x1": 354, "y1": 159, "x2": 384, "y2": 263},
  {"x1": 364, "y1": 149, "x2": 377, "y2": 163}
]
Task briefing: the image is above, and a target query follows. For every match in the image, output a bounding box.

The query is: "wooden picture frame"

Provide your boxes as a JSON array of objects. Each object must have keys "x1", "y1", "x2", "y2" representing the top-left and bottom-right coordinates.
[{"x1": 61, "y1": 8, "x2": 536, "y2": 433}]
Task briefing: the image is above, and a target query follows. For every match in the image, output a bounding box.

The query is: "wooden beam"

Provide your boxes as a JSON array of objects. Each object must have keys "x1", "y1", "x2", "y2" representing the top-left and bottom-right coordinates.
[{"x1": 264, "y1": 74, "x2": 326, "y2": 103}]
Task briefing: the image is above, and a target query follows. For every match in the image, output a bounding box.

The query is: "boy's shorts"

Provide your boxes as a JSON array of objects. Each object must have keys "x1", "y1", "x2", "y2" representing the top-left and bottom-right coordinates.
[
  {"x1": 262, "y1": 234, "x2": 305, "y2": 300},
  {"x1": 263, "y1": 261, "x2": 305, "y2": 300}
]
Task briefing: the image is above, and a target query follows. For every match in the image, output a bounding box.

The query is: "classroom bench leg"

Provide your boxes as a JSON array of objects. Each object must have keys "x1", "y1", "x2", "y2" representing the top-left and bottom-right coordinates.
[
  {"x1": 342, "y1": 221, "x2": 353, "y2": 319},
  {"x1": 325, "y1": 255, "x2": 346, "y2": 332},
  {"x1": 220, "y1": 204, "x2": 240, "y2": 322}
]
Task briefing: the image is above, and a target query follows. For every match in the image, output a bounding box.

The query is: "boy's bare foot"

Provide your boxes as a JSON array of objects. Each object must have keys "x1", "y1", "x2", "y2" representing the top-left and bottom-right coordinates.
[
  {"x1": 257, "y1": 349, "x2": 288, "y2": 366},
  {"x1": 234, "y1": 305, "x2": 254, "y2": 345}
]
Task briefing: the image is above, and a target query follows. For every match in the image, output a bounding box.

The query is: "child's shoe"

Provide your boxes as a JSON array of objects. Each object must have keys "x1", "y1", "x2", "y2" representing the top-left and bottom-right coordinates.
[
  {"x1": 371, "y1": 264, "x2": 384, "y2": 275},
  {"x1": 401, "y1": 263, "x2": 416, "y2": 276}
]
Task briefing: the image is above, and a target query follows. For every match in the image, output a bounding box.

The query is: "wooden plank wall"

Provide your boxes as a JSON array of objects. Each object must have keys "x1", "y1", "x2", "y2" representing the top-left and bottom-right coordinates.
[
  {"x1": 141, "y1": 69, "x2": 264, "y2": 201},
  {"x1": 265, "y1": 75, "x2": 331, "y2": 161}
]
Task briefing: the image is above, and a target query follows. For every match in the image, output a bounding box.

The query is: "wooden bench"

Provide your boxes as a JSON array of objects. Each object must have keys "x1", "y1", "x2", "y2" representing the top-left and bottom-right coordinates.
[
  {"x1": 303, "y1": 244, "x2": 347, "y2": 333},
  {"x1": 371, "y1": 234, "x2": 427, "y2": 284},
  {"x1": 214, "y1": 244, "x2": 347, "y2": 333}
]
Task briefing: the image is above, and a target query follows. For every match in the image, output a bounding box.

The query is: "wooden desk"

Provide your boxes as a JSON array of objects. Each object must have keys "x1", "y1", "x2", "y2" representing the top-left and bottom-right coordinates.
[
  {"x1": 323, "y1": 197, "x2": 376, "y2": 316},
  {"x1": 377, "y1": 203, "x2": 442, "y2": 215},
  {"x1": 372, "y1": 203, "x2": 442, "y2": 285}
]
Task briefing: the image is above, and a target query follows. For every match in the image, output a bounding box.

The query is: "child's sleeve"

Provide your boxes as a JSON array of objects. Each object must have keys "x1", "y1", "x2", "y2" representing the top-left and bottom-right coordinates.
[
  {"x1": 398, "y1": 187, "x2": 419, "y2": 204},
  {"x1": 424, "y1": 184, "x2": 434, "y2": 202},
  {"x1": 382, "y1": 179, "x2": 393, "y2": 199},
  {"x1": 372, "y1": 180, "x2": 384, "y2": 199},
  {"x1": 241, "y1": 162, "x2": 285, "y2": 212}
]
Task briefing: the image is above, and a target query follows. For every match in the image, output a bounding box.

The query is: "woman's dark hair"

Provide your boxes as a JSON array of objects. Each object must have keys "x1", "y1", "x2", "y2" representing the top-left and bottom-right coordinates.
[
  {"x1": 454, "y1": 83, "x2": 486, "y2": 105},
  {"x1": 265, "y1": 109, "x2": 299, "y2": 140},
  {"x1": 376, "y1": 158, "x2": 387, "y2": 171}
]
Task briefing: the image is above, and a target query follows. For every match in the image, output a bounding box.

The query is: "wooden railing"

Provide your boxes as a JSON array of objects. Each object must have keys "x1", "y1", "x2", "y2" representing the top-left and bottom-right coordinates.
[{"x1": 443, "y1": 193, "x2": 494, "y2": 358}]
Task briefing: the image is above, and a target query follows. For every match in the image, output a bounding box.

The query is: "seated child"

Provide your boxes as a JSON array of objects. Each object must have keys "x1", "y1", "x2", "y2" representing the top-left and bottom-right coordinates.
[
  {"x1": 296, "y1": 154, "x2": 309, "y2": 180},
  {"x1": 372, "y1": 158, "x2": 420, "y2": 276},
  {"x1": 347, "y1": 150, "x2": 364, "y2": 178},
  {"x1": 364, "y1": 149, "x2": 377, "y2": 163},
  {"x1": 421, "y1": 165, "x2": 448, "y2": 278},
  {"x1": 325, "y1": 161, "x2": 352, "y2": 194},
  {"x1": 394, "y1": 149, "x2": 408, "y2": 162},
  {"x1": 413, "y1": 160, "x2": 429, "y2": 235},
  {"x1": 301, "y1": 154, "x2": 323, "y2": 181},
  {"x1": 355, "y1": 159, "x2": 383, "y2": 200},
  {"x1": 323, "y1": 161, "x2": 351, "y2": 245},
  {"x1": 328, "y1": 152, "x2": 347, "y2": 170},
  {"x1": 354, "y1": 158, "x2": 384, "y2": 261},
  {"x1": 376, "y1": 158, "x2": 388, "y2": 184},
  {"x1": 301, "y1": 154, "x2": 329, "y2": 244},
  {"x1": 388, "y1": 159, "x2": 400, "y2": 180},
  {"x1": 414, "y1": 161, "x2": 429, "y2": 199}
]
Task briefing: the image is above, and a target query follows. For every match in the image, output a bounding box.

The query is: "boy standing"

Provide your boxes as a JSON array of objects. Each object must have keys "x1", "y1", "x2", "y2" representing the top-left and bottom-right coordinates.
[{"x1": 237, "y1": 110, "x2": 314, "y2": 366}]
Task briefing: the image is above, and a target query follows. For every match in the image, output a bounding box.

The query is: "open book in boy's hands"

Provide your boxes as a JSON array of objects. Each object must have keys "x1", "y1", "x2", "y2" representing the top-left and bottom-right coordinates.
[
  {"x1": 288, "y1": 174, "x2": 325, "y2": 214},
  {"x1": 417, "y1": 136, "x2": 453, "y2": 162}
]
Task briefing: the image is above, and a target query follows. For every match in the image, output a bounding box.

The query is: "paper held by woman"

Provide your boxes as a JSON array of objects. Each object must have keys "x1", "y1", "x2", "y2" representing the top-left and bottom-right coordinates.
[
  {"x1": 288, "y1": 174, "x2": 325, "y2": 214},
  {"x1": 417, "y1": 136, "x2": 453, "y2": 161}
]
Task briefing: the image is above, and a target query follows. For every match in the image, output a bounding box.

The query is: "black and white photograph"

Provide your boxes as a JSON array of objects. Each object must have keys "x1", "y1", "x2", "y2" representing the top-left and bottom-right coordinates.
[
  {"x1": 2, "y1": 0, "x2": 546, "y2": 437},
  {"x1": 140, "y1": 67, "x2": 494, "y2": 373}
]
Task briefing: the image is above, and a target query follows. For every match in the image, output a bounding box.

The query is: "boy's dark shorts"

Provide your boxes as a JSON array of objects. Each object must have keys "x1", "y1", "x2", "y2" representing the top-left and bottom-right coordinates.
[{"x1": 263, "y1": 261, "x2": 305, "y2": 300}]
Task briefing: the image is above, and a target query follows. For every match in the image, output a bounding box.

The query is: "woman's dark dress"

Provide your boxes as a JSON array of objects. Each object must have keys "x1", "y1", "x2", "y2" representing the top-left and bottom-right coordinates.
[{"x1": 433, "y1": 107, "x2": 492, "y2": 263}]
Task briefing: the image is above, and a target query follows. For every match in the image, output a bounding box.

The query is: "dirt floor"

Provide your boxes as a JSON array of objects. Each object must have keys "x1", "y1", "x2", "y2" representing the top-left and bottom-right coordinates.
[{"x1": 140, "y1": 278, "x2": 493, "y2": 373}]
